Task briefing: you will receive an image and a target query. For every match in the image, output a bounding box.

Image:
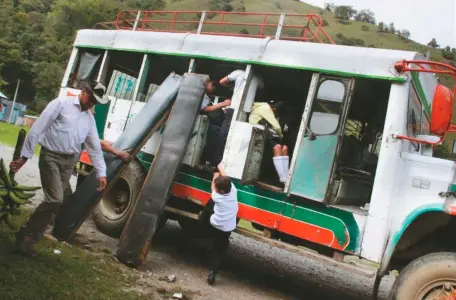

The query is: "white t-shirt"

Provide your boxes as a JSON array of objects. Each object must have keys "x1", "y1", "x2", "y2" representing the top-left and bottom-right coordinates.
[
  {"x1": 210, "y1": 183, "x2": 239, "y2": 232},
  {"x1": 226, "y1": 70, "x2": 264, "y2": 113},
  {"x1": 200, "y1": 94, "x2": 211, "y2": 111}
]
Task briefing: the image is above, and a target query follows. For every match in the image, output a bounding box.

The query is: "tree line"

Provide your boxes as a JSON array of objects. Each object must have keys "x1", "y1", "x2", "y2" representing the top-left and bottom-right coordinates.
[
  {"x1": 0, "y1": 0, "x2": 165, "y2": 114},
  {"x1": 324, "y1": 3, "x2": 411, "y2": 40}
]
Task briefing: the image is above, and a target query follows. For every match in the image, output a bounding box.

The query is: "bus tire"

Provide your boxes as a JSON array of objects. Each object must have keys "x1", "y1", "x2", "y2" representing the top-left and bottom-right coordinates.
[
  {"x1": 92, "y1": 161, "x2": 146, "y2": 238},
  {"x1": 389, "y1": 252, "x2": 456, "y2": 300}
]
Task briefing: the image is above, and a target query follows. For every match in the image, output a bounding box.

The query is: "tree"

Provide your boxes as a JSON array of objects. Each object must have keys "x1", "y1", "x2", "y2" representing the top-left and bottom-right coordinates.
[
  {"x1": 389, "y1": 22, "x2": 395, "y2": 34},
  {"x1": 324, "y1": 3, "x2": 335, "y2": 12},
  {"x1": 442, "y1": 46, "x2": 455, "y2": 61},
  {"x1": 334, "y1": 5, "x2": 357, "y2": 22},
  {"x1": 399, "y1": 29, "x2": 411, "y2": 40},
  {"x1": 427, "y1": 38, "x2": 440, "y2": 48},
  {"x1": 354, "y1": 9, "x2": 375, "y2": 24},
  {"x1": 377, "y1": 21, "x2": 384, "y2": 32}
]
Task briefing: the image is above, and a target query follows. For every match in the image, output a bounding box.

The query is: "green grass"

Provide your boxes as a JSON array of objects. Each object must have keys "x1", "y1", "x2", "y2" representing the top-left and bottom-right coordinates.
[
  {"x1": 0, "y1": 122, "x2": 40, "y2": 156},
  {"x1": 0, "y1": 211, "x2": 150, "y2": 300}
]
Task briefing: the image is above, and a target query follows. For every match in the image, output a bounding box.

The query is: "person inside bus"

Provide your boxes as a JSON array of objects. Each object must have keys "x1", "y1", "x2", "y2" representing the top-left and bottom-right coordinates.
[
  {"x1": 249, "y1": 101, "x2": 289, "y2": 186},
  {"x1": 200, "y1": 80, "x2": 233, "y2": 170},
  {"x1": 219, "y1": 69, "x2": 265, "y2": 110}
]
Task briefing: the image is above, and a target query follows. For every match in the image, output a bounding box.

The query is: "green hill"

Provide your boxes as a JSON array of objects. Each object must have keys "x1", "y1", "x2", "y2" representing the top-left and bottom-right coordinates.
[{"x1": 164, "y1": 0, "x2": 454, "y2": 87}]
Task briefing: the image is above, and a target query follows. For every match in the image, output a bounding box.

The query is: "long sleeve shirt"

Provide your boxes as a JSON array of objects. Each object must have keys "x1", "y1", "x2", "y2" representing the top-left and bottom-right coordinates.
[
  {"x1": 21, "y1": 97, "x2": 107, "y2": 178},
  {"x1": 248, "y1": 103, "x2": 283, "y2": 138}
]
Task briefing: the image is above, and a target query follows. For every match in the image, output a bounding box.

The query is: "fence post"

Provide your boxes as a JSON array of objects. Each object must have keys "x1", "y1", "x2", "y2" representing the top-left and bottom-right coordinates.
[{"x1": 133, "y1": 10, "x2": 142, "y2": 31}]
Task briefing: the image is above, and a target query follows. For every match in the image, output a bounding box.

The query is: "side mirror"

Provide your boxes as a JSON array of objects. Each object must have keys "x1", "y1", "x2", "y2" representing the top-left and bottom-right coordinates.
[{"x1": 430, "y1": 84, "x2": 454, "y2": 136}]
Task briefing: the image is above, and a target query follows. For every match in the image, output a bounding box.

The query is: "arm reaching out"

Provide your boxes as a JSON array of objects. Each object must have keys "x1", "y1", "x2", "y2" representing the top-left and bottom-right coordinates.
[
  {"x1": 211, "y1": 172, "x2": 221, "y2": 192},
  {"x1": 217, "y1": 163, "x2": 227, "y2": 177},
  {"x1": 100, "y1": 140, "x2": 132, "y2": 162}
]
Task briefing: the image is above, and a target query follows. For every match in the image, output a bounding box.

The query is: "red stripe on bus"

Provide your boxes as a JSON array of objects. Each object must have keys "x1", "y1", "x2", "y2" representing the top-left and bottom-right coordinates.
[{"x1": 171, "y1": 184, "x2": 342, "y2": 249}]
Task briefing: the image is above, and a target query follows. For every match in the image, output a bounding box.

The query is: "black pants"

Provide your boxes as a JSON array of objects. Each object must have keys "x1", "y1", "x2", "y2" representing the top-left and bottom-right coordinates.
[
  {"x1": 208, "y1": 225, "x2": 231, "y2": 273},
  {"x1": 199, "y1": 198, "x2": 232, "y2": 273},
  {"x1": 202, "y1": 108, "x2": 234, "y2": 166}
]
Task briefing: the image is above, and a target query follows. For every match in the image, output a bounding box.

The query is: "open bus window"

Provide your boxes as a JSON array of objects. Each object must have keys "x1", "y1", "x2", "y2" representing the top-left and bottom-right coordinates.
[
  {"x1": 69, "y1": 49, "x2": 104, "y2": 88},
  {"x1": 309, "y1": 80, "x2": 345, "y2": 135}
]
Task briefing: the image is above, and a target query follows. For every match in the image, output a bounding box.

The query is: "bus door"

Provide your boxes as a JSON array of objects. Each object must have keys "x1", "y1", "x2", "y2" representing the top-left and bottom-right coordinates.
[
  {"x1": 286, "y1": 74, "x2": 355, "y2": 202},
  {"x1": 103, "y1": 70, "x2": 137, "y2": 141}
]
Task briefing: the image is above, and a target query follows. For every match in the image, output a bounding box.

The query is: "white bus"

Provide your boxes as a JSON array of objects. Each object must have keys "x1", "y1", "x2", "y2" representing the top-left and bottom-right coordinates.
[{"x1": 65, "y1": 10, "x2": 456, "y2": 299}]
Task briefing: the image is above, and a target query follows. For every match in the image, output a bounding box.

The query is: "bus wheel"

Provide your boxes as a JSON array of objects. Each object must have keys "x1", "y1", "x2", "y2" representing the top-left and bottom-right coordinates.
[
  {"x1": 92, "y1": 161, "x2": 146, "y2": 238},
  {"x1": 389, "y1": 252, "x2": 456, "y2": 300}
]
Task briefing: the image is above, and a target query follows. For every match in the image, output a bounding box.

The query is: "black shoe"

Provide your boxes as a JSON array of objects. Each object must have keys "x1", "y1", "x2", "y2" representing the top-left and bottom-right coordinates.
[{"x1": 207, "y1": 270, "x2": 216, "y2": 285}]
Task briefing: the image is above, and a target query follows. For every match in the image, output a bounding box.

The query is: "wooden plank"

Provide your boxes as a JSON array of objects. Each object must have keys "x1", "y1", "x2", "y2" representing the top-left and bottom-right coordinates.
[{"x1": 234, "y1": 227, "x2": 377, "y2": 278}]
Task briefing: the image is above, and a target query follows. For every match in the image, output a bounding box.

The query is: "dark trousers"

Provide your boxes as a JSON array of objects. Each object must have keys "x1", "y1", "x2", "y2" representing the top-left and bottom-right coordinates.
[
  {"x1": 18, "y1": 148, "x2": 77, "y2": 241},
  {"x1": 199, "y1": 198, "x2": 232, "y2": 273},
  {"x1": 202, "y1": 108, "x2": 234, "y2": 166},
  {"x1": 208, "y1": 225, "x2": 231, "y2": 273}
]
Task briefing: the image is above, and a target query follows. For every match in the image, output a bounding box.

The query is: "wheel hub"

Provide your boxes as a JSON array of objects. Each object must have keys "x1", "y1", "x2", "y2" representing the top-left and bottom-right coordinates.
[{"x1": 418, "y1": 279, "x2": 456, "y2": 300}]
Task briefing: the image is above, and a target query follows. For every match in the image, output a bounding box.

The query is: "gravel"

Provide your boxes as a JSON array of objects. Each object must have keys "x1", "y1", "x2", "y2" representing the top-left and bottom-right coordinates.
[{"x1": 0, "y1": 143, "x2": 394, "y2": 300}]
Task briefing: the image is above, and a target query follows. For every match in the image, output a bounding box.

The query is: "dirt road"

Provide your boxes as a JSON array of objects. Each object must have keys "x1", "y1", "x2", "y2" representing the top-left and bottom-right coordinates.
[{"x1": 0, "y1": 143, "x2": 395, "y2": 300}]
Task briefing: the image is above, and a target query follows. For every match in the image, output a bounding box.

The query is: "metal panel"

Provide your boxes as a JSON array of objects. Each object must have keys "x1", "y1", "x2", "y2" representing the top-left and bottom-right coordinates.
[
  {"x1": 241, "y1": 126, "x2": 266, "y2": 184},
  {"x1": 288, "y1": 76, "x2": 355, "y2": 202},
  {"x1": 74, "y1": 29, "x2": 415, "y2": 81},
  {"x1": 285, "y1": 73, "x2": 320, "y2": 192}
]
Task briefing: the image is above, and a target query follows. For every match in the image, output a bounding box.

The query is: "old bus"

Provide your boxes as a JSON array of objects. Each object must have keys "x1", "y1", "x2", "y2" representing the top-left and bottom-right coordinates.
[{"x1": 63, "y1": 10, "x2": 456, "y2": 299}]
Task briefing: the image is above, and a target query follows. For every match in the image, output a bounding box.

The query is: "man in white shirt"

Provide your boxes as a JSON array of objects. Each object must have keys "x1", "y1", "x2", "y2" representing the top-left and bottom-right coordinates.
[
  {"x1": 219, "y1": 69, "x2": 265, "y2": 111},
  {"x1": 10, "y1": 81, "x2": 109, "y2": 257},
  {"x1": 204, "y1": 163, "x2": 239, "y2": 285}
]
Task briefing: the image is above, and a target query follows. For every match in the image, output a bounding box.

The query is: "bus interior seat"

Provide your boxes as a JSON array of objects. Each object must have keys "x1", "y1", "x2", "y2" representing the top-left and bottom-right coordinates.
[{"x1": 333, "y1": 135, "x2": 374, "y2": 206}]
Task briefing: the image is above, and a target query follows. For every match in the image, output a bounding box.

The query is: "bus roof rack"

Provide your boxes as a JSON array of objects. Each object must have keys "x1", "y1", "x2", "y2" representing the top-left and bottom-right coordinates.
[{"x1": 94, "y1": 10, "x2": 336, "y2": 44}]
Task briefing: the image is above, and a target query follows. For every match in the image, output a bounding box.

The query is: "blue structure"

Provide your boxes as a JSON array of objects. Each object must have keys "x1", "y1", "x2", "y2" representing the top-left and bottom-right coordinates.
[{"x1": 0, "y1": 91, "x2": 27, "y2": 124}]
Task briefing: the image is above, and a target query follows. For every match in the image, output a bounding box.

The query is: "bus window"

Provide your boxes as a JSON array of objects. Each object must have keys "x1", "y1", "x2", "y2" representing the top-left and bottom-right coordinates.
[
  {"x1": 309, "y1": 80, "x2": 345, "y2": 135},
  {"x1": 69, "y1": 49, "x2": 104, "y2": 89}
]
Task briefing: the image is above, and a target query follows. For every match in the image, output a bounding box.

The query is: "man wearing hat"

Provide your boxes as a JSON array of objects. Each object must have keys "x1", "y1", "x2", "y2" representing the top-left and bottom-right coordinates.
[{"x1": 9, "y1": 81, "x2": 109, "y2": 257}]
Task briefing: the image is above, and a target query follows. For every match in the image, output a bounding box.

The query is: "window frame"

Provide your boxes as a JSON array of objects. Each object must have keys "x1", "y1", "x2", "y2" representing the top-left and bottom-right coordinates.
[{"x1": 308, "y1": 79, "x2": 347, "y2": 136}]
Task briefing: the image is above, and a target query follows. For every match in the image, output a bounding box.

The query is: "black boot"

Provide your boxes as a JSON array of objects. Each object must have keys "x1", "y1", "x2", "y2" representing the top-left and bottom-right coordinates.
[{"x1": 207, "y1": 270, "x2": 216, "y2": 285}]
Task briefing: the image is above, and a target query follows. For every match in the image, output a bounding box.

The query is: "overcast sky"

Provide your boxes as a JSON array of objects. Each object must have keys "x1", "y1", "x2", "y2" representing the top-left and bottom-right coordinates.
[{"x1": 302, "y1": 0, "x2": 456, "y2": 47}]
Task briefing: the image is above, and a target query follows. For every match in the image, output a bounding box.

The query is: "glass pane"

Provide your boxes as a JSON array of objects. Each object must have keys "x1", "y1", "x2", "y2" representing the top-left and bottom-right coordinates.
[{"x1": 310, "y1": 80, "x2": 345, "y2": 135}]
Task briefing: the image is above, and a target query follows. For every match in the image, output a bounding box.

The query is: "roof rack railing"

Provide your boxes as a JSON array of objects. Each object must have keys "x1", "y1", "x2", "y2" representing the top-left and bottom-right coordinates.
[{"x1": 94, "y1": 10, "x2": 335, "y2": 44}]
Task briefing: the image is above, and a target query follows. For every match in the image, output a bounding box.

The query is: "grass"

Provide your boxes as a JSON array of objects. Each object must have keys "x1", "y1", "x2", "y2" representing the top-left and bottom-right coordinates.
[
  {"x1": 0, "y1": 210, "x2": 151, "y2": 300},
  {"x1": 0, "y1": 122, "x2": 40, "y2": 156}
]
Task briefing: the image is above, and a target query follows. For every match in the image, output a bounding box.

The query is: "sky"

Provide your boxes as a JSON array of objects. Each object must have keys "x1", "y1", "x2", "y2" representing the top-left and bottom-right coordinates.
[{"x1": 302, "y1": 0, "x2": 456, "y2": 48}]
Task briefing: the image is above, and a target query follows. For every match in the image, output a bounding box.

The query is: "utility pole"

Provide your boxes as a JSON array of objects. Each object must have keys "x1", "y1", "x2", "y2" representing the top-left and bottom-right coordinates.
[{"x1": 8, "y1": 79, "x2": 20, "y2": 124}]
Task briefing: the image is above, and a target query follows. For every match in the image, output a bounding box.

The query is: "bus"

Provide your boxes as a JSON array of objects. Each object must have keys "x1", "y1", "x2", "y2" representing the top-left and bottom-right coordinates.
[{"x1": 64, "y1": 10, "x2": 456, "y2": 300}]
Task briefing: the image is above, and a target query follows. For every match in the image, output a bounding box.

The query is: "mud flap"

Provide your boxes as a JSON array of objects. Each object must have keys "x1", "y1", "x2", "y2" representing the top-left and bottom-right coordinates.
[
  {"x1": 116, "y1": 73, "x2": 209, "y2": 267},
  {"x1": 52, "y1": 73, "x2": 183, "y2": 241}
]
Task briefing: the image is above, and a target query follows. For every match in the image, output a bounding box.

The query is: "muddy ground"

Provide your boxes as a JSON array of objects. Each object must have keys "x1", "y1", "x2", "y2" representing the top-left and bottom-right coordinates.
[{"x1": 1, "y1": 143, "x2": 395, "y2": 300}]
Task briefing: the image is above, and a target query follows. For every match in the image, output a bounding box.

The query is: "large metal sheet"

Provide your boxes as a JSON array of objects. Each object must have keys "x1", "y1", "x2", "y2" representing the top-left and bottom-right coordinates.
[
  {"x1": 53, "y1": 73, "x2": 182, "y2": 241},
  {"x1": 116, "y1": 73, "x2": 208, "y2": 267}
]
